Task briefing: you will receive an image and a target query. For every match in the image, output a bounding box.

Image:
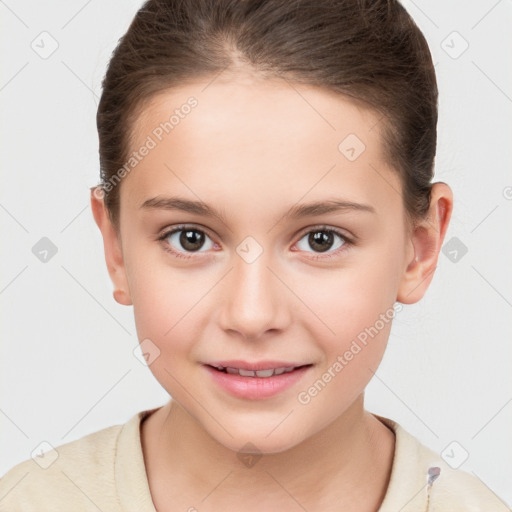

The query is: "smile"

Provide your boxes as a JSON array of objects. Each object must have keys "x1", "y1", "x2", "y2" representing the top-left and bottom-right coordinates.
[
  {"x1": 203, "y1": 361, "x2": 313, "y2": 400},
  {"x1": 209, "y1": 365, "x2": 302, "y2": 378}
]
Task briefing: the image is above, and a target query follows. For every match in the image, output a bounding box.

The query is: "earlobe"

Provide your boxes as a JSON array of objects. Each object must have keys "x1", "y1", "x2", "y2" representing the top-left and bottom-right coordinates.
[
  {"x1": 90, "y1": 186, "x2": 133, "y2": 306},
  {"x1": 396, "y1": 182, "x2": 453, "y2": 304},
  {"x1": 113, "y1": 289, "x2": 132, "y2": 306}
]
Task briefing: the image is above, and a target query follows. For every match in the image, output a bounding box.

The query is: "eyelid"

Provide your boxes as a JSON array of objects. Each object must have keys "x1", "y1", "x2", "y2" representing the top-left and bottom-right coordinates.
[
  {"x1": 157, "y1": 223, "x2": 217, "y2": 242},
  {"x1": 294, "y1": 224, "x2": 355, "y2": 244}
]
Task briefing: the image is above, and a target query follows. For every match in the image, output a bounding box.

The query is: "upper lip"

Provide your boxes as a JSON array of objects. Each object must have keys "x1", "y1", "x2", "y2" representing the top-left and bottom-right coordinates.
[{"x1": 205, "y1": 360, "x2": 311, "y2": 371}]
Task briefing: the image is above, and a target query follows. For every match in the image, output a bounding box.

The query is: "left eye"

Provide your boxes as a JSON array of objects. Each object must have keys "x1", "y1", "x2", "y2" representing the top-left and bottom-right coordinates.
[{"x1": 295, "y1": 228, "x2": 347, "y2": 254}]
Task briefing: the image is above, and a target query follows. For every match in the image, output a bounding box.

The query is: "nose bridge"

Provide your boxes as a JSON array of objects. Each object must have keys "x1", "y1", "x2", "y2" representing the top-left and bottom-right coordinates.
[{"x1": 219, "y1": 240, "x2": 289, "y2": 339}]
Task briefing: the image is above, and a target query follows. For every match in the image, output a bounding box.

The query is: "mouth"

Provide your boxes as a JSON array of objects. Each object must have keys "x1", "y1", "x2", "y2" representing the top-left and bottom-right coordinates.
[
  {"x1": 206, "y1": 364, "x2": 311, "y2": 378},
  {"x1": 203, "y1": 360, "x2": 313, "y2": 400}
]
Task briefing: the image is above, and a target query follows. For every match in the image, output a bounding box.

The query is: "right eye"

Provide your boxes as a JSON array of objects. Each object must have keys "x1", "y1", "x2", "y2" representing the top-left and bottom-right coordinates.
[{"x1": 158, "y1": 225, "x2": 216, "y2": 259}]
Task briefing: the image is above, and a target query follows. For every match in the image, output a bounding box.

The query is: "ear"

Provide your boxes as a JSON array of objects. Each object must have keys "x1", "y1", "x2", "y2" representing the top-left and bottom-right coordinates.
[
  {"x1": 396, "y1": 182, "x2": 453, "y2": 304},
  {"x1": 90, "y1": 186, "x2": 132, "y2": 306}
]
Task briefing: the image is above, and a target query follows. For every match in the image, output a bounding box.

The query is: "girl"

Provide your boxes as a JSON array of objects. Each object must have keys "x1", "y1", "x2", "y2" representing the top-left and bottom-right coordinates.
[{"x1": 0, "y1": 0, "x2": 509, "y2": 510}]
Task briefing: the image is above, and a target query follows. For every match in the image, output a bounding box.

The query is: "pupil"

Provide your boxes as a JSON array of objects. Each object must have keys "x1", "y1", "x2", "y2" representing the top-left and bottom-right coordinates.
[
  {"x1": 309, "y1": 231, "x2": 332, "y2": 252},
  {"x1": 180, "y1": 230, "x2": 204, "y2": 251}
]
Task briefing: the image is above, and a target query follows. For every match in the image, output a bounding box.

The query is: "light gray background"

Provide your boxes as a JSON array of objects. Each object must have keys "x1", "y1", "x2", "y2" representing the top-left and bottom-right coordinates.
[{"x1": 1, "y1": 0, "x2": 511, "y2": 506}]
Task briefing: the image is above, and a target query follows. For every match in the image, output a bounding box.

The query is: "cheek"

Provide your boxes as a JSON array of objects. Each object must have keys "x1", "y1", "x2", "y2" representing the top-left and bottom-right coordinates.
[
  {"x1": 293, "y1": 253, "x2": 399, "y2": 406},
  {"x1": 295, "y1": 286, "x2": 395, "y2": 427},
  {"x1": 131, "y1": 270, "x2": 207, "y2": 341},
  {"x1": 293, "y1": 290, "x2": 394, "y2": 440},
  {"x1": 298, "y1": 257, "x2": 398, "y2": 348},
  {"x1": 124, "y1": 244, "x2": 207, "y2": 346},
  {"x1": 129, "y1": 272, "x2": 206, "y2": 395}
]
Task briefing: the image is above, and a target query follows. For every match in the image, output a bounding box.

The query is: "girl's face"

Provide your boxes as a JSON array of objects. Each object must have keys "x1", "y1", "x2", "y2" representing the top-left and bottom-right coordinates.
[{"x1": 103, "y1": 76, "x2": 418, "y2": 453}]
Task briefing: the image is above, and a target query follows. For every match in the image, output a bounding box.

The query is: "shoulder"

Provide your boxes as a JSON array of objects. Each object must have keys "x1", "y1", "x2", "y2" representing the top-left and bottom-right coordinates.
[
  {"x1": 0, "y1": 411, "x2": 144, "y2": 512},
  {"x1": 376, "y1": 414, "x2": 511, "y2": 512}
]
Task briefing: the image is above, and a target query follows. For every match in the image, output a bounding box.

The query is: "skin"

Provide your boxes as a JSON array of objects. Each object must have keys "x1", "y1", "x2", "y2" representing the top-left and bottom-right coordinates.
[{"x1": 91, "y1": 73, "x2": 452, "y2": 511}]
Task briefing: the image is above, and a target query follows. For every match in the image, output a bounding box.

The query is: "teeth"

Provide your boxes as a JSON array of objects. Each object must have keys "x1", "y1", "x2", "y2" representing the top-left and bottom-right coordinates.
[
  {"x1": 218, "y1": 366, "x2": 301, "y2": 377},
  {"x1": 255, "y1": 369, "x2": 274, "y2": 378},
  {"x1": 239, "y1": 369, "x2": 256, "y2": 377}
]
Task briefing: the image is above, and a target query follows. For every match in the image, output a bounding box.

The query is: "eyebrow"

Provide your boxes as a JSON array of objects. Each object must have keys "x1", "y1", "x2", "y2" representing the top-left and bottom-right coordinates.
[{"x1": 140, "y1": 195, "x2": 376, "y2": 224}]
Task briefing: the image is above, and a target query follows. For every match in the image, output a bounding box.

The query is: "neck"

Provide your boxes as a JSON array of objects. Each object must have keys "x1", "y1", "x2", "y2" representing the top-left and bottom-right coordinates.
[{"x1": 141, "y1": 395, "x2": 395, "y2": 511}]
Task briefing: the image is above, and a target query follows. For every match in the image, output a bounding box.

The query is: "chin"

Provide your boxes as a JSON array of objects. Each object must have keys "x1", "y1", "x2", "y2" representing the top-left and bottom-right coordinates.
[{"x1": 208, "y1": 422, "x2": 307, "y2": 455}]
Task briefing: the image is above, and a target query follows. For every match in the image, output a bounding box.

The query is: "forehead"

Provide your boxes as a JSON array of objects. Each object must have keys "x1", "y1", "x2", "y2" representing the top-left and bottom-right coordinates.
[{"x1": 122, "y1": 76, "x2": 402, "y2": 218}]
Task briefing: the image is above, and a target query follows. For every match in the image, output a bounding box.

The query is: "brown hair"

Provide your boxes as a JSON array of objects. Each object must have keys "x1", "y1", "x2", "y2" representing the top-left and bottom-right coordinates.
[{"x1": 95, "y1": 0, "x2": 437, "y2": 232}]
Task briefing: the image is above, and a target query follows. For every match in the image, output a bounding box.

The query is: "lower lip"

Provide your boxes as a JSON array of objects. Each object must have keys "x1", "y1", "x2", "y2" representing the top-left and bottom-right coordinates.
[{"x1": 203, "y1": 365, "x2": 311, "y2": 400}]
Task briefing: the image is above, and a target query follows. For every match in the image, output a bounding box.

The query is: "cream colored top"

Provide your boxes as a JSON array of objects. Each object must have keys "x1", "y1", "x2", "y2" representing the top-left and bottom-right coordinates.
[{"x1": 0, "y1": 406, "x2": 509, "y2": 511}]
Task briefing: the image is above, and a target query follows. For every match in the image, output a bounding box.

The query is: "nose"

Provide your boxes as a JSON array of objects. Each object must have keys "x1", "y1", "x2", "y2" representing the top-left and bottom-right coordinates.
[{"x1": 218, "y1": 250, "x2": 292, "y2": 341}]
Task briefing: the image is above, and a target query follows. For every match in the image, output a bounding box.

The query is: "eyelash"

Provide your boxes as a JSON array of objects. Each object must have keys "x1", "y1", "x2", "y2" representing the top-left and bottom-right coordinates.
[{"x1": 156, "y1": 224, "x2": 354, "y2": 261}]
